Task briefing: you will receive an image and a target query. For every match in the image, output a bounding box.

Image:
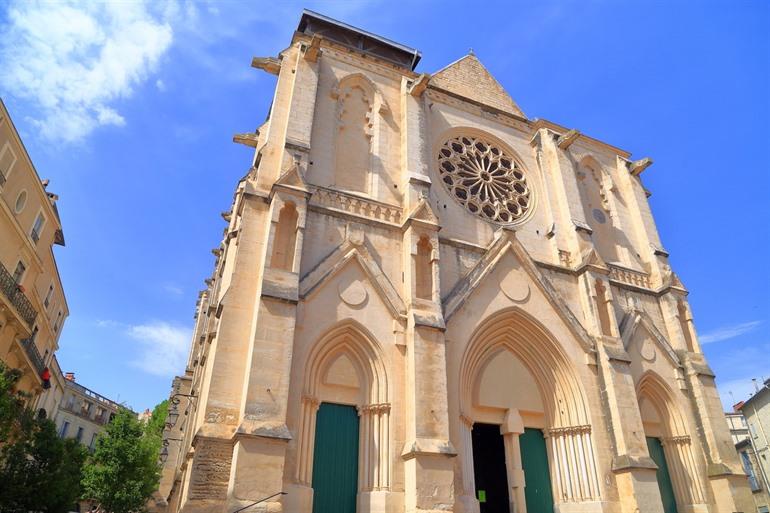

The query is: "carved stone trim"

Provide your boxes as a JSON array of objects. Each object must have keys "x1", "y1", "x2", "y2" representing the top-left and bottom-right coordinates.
[{"x1": 309, "y1": 185, "x2": 401, "y2": 225}]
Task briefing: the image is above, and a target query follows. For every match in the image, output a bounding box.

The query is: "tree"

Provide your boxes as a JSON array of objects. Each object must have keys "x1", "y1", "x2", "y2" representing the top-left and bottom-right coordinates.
[
  {"x1": 82, "y1": 402, "x2": 167, "y2": 513},
  {"x1": 0, "y1": 361, "x2": 86, "y2": 513}
]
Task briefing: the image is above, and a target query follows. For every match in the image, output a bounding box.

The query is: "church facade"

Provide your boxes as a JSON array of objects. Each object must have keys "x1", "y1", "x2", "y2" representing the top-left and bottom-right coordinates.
[{"x1": 157, "y1": 10, "x2": 753, "y2": 513}]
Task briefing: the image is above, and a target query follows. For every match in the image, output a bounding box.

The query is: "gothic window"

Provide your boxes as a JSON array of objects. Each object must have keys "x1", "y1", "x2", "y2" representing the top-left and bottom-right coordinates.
[
  {"x1": 677, "y1": 300, "x2": 695, "y2": 352},
  {"x1": 415, "y1": 236, "x2": 433, "y2": 300},
  {"x1": 577, "y1": 159, "x2": 619, "y2": 263},
  {"x1": 270, "y1": 202, "x2": 298, "y2": 271},
  {"x1": 595, "y1": 279, "x2": 613, "y2": 336},
  {"x1": 437, "y1": 135, "x2": 530, "y2": 224},
  {"x1": 333, "y1": 79, "x2": 374, "y2": 194}
]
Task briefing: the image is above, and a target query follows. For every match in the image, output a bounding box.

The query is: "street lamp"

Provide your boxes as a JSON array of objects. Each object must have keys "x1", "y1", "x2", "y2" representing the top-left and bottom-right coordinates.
[
  {"x1": 164, "y1": 392, "x2": 198, "y2": 430},
  {"x1": 159, "y1": 438, "x2": 183, "y2": 464}
]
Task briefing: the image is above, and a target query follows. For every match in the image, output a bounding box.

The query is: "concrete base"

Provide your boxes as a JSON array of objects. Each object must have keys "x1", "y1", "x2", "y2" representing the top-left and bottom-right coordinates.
[
  {"x1": 455, "y1": 494, "x2": 480, "y2": 513},
  {"x1": 555, "y1": 501, "x2": 605, "y2": 513},
  {"x1": 709, "y1": 473, "x2": 754, "y2": 513}
]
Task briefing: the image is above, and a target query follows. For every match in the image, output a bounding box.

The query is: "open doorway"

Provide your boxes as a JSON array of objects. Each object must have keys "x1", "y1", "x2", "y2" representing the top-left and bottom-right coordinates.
[{"x1": 472, "y1": 423, "x2": 510, "y2": 513}]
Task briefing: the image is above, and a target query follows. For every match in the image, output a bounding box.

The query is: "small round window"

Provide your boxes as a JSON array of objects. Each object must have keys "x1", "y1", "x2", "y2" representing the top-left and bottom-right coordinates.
[
  {"x1": 14, "y1": 190, "x2": 27, "y2": 213},
  {"x1": 437, "y1": 135, "x2": 531, "y2": 224}
]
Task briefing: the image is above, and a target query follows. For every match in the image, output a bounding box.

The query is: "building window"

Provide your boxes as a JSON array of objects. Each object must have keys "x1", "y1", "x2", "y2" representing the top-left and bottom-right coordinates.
[
  {"x1": 741, "y1": 451, "x2": 761, "y2": 491},
  {"x1": 59, "y1": 421, "x2": 70, "y2": 438},
  {"x1": 270, "y1": 202, "x2": 298, "y2": 271},
  {"x1": 0, "y1": 142, "x2": 17, "y2": 188},
  {"x1": 415, "y1": 236, "x2": 433, "y2": 300},
  {"x1": 89, "y1": 433, "x2": 98, "y2": 451},
  {"x1": 12, "y1": 260, "x2": 26, "y2": 285},
  {"x1": 75, "y1": 426, "x2": 84, "y2": 443},
  {"x1": 54, "y1": 310, "x2": 62, "y2": 332},
  {"x1": 437, "y1": 134, "x2": 531, "y2": 224},
  {"x1": 14, "y1": 190, "x2": 27, "y2": 213},
  {"x1": 44, "y1": 283, "x2": 54, "y2": 308},
  {"x1": 31, "y1": 212, "x2": 46, "y2": 243}
]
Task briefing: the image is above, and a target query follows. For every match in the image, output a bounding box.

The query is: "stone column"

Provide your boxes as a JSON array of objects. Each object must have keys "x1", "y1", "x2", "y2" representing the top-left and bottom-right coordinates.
[
  {"x1": 501, "y1": 410, "x2": 525, "y2": 513},
  {"x1": 358, "y1": 403, "x2": 391, "y2": 512},
  {"x1": 402, "y1": 321, "x2": 456, "y2": 513},
  {"x1": 400, "y1": 75, "x2": 456, "y2": 513},
  {"x1": 545, "y1": 425, "x2": 601, "y2": 508},
  {"x1": 680, "y1": 354, "x2": 754, "y2": 513},
  {"x1": 182, "y1": 193, "x2": 271, "y2": 513},
  {"x1": 595, "y1": 337, "x2": 665, "y2": 513},
  {"x1": 660, "y1": 435, "x2": 708, "y2": 513},
  {"x1": 457, "y1": 415, "x2": 478, "y2": 512}
]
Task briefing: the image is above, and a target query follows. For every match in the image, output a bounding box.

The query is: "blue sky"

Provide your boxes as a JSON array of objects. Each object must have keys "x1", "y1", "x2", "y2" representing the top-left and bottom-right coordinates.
[{"x1": 0, "y1": 1, "x2": 767, "y2": 412}]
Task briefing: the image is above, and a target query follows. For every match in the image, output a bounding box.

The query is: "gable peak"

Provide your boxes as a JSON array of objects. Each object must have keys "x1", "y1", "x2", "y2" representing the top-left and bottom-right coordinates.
[{"x1": 430, "y1": 53, "x2": 525, "y2": 119}]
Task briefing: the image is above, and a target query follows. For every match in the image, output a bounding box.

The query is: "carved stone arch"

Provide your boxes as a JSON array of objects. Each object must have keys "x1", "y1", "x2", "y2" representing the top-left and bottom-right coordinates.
[
  {"x1": 330, "y1": 72, "x2": 389, "y2": 116},
  {"x1": 577, "y1": 155, "x2": 614, "y2": 212},
  {"x1": 330, "y1": 73, "x2": 388, "y2": 196},
  {"x1": 458, "y1": 307, "x2": 601, "y2": 503},
  {"x1": 304, "y1": 320, "x2": 389, "y2": 405},
  {"x1": 636, "y1": 371, "x2": 708, "y2": 507},
  {"x1": 295, "y1": 320, "x2": 391, "y2": 492},
  {"x1": 460, "y1": 307, "x2": 590, "y2": 427},
  {"x1": 637, "y1": 371, "x2": 688, "y2": 436}
]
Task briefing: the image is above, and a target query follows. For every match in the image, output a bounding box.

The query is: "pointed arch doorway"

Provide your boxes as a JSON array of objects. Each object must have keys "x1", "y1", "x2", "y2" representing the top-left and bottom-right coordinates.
[
  {"x1": 295, "y1": 323, "x2": 391, "y2": 513},
  {"x1": 458, "y1": 309, "x2": 601, "y2": 513}
]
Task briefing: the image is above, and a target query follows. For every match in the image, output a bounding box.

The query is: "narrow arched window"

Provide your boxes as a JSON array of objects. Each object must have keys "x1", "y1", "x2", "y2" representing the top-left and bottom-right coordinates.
[
  {"x1": 677, "y1": 300, "x2": 695, "y2": 352},
  {"x1": 334, "y1": 83, "x2": 372, "y2": 194},
  {"x1": 595, "y1": 279, "x2": 613, "y2": 336},
  {"x1": 577, "y1": 161, "x2": 620, "y2": 264},
  {"x1": 270, "y1": 202, "x2": 298, "y2": 271},
  {"x1": 415, "y1": 236, "x2": 433, "y2": 300}
]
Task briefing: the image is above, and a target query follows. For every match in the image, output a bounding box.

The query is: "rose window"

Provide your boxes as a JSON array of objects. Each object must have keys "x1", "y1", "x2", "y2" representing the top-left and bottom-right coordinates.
[{"x1": 437, "y1": 135, "x2": 531, "y2": 224}]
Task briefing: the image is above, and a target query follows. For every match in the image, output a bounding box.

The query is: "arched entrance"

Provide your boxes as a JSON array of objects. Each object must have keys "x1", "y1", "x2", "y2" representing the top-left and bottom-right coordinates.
[
  {"x1": 458, "y1": 309, "x2": 600, "y2": 513},
  {"x1": 637, "y1": 372, "x2": 707, "y2": 513},
  {"x1": 295, "y1": 322, "x2": 390, "y2": 513}
]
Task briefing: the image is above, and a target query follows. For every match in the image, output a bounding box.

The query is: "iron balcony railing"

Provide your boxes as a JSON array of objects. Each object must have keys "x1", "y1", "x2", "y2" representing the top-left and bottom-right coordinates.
[
  {"x1": 0, "y1": 261, "x2": 37, "y2": 326},
  {"x1": 20, "y1": 337, "x2": 45, "y2": 375}
]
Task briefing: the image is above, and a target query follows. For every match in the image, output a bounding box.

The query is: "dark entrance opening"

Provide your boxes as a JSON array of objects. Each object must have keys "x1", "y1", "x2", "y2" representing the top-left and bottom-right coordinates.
[
  {"x1": 311, "y1": 403, "x2": 359, "y2": 513},
  {"x1": 472, "y1": 422, "x2": 510, "y2": 513}
]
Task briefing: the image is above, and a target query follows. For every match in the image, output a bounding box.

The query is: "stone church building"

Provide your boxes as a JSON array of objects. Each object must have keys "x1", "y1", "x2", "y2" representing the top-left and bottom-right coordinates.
[{"x1": 157, "y1": 10, "x2": 753, "y2": 513}]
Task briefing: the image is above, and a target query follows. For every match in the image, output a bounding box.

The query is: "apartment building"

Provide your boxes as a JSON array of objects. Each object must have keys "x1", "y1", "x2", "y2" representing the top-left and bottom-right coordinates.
[{"x1": 0, "y1": 98, "x2": 68, "y2": 413}]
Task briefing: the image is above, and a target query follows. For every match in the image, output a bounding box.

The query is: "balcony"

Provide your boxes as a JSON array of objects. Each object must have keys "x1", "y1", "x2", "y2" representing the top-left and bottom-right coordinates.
[
  {"x1": 19, "y1": 337, "x2": 45, "y2": 375},
  {"x1": 0, "y1": 261, "x2": 37, "y2": 326}
]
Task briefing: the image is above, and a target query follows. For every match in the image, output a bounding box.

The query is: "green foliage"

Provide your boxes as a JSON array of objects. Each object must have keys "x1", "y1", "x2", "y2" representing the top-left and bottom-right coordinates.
[
  {"x1": 82, "y1": 402, "x2": 167, "y2": 513},
  {"x1": 0, "y1": 361, "x2": 86, "y2": 513}
]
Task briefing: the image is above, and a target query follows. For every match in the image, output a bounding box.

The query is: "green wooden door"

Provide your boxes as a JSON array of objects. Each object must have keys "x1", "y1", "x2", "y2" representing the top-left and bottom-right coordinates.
[
  {"x1": 520, "y1": 428, "x2": 554, "y2": 513},
  {"x1": 312, "y1": 403, "x2": 359, "y2": 513},
  {"x1": 646, "y1": 437, "x2": 678, "y2": 513}
]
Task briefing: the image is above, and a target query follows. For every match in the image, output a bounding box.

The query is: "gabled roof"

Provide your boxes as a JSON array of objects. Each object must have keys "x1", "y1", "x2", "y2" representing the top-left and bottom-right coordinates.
[
  {"x1": 429, "y1": 54, "x2": 526, "y2": 118},
  {"x1": 442, "y1": 229, "x2": 595, "y2": 353}
]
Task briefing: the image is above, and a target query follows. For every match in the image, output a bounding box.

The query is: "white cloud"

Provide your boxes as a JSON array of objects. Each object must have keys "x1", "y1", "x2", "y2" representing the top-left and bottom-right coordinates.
[
  {"x1": 128, "y1": 321, "x2": 190, "y2": 377},
  {"x1": 699, "y1": 320, "x2": 762, "y2": 344},
  {"x1": 0, "y1": 1, "x2": 173, "y2": 143},
  {"x1": 162, "y1": 282, "x2": 183, "y2": 296},
  {"x1": 155, "y1": 79, "x2": 166, "y2": 91}
]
